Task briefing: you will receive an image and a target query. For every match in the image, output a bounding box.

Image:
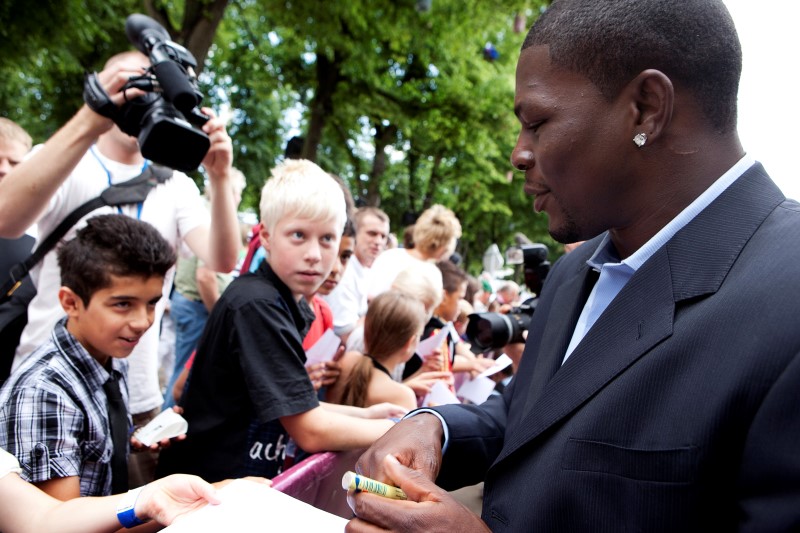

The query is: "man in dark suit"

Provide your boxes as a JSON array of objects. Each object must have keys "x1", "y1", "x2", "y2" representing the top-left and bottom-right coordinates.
[{"x1": 345, "y1": 0, "x2": 800, "y2": 531}]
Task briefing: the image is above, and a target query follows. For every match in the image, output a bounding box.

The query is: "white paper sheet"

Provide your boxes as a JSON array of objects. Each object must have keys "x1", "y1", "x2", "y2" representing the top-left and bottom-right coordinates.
[
  {"x1": 421, "y1": 380, "x2": 461, "y2": 407},
  {"x1": 162, "y1": 479, "x2": 348, "y2": 532},
  {"x1": 476, "y1": 353, "x2": 512, "y2": 378},
  {"x1": 305, "y1": 328, "x2": 342, "y2": 367},
  {"x1": 457, "y1": 376, "x2": 497, "y2": 405},
  {"x1": 416, "y1": 323, "x2": 454, "y2": 357}
]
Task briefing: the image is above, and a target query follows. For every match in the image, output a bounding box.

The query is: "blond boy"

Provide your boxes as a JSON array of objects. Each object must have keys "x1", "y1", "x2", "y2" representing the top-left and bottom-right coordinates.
[{"x1": 157, "y1": 160, "x2": 400, "y2": 482}]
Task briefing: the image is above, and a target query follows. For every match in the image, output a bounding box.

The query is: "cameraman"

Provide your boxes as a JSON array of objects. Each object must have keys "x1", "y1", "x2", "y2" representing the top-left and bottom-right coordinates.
[{"x1": 0, "y1": 50, "x2": 240, "y2": 488}]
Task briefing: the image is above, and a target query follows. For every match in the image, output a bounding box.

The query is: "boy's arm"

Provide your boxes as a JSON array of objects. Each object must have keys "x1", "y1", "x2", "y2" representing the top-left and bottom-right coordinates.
[
  {"x1": 280, "y1": 406, "x2": 394, "y2": 454},
  {"x1": 1, "y1": 386, "x2": 87, "y2": 492},
  {"x1": 34, "y1": 475, "x2": 81, "y2": 500}
]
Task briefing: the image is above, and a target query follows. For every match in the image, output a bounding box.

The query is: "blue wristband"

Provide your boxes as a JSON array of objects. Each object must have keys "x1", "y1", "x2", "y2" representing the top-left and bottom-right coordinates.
[{"x1": 117, "y1": 487, "x2": 148, "y2": 528}]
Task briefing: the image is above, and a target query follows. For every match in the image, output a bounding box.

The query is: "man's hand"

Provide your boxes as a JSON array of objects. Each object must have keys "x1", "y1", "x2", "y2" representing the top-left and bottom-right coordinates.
[
  {"x1": 346, "y1": 454, "x2": 490, "y2": 533},
  {"x1": 85, "y1": 55, "x2": 149, "y2": 135},
  {"x1": 200, "y1": 107, "x2": 233, "y2": 182},
  {"x1": 355, "y1": 413, "x2": 444, "y2": 484}
]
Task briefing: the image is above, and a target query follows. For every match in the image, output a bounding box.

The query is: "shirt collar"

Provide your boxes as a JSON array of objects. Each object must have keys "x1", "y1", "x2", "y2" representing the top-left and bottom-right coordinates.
[
  {"x1": 587, "y1": 154, "x2": 756, "y2": 272},
  {"x1": 256, "y1": 260, "x2": 309, "y2": 332},
  {"x1": 53, "y1": 317, "x2": 127, "y2": 386}
]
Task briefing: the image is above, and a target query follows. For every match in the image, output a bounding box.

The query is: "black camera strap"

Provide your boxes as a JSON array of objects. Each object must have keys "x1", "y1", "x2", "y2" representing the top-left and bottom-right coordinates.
[
  {"x1": 0, "y1": 164, "x2": 172, "y2": 302},
  {"x1": 83, "y1": 72, "x2": 119, "y2": 121}
]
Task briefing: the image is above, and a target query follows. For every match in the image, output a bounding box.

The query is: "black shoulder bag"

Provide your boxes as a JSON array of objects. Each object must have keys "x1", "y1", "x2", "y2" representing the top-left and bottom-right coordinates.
[{"x1": 0, "y1": 164, "x2": 172, "y2": 385}]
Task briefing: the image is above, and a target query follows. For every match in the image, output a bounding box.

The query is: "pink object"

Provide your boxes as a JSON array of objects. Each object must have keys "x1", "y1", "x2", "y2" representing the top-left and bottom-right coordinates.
[{"x1": 271, "y1": 449, "x2": 365, "y2": 519}]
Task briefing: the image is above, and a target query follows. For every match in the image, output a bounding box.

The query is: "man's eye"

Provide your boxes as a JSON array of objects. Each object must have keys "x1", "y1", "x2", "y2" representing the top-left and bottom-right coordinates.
[{"x1": 528, "y1": 120, "x2": 545, "y2": 132}]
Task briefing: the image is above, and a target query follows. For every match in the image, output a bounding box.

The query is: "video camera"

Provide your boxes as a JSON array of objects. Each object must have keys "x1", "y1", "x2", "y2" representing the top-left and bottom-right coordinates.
[
  {"x1": 465, "y1": 243, "x2": 550, "y2": 352},
  {"x1": 84, "y1": 14, "x2": 210, "y2": 171}
]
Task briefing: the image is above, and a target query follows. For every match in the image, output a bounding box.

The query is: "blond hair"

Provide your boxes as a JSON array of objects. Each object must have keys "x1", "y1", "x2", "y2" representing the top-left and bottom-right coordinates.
[
  {"x1": 0, "y1": 118, "x2": 32, "y2": 151},
  {"x1": 341, "y1": 291, "x2": 426, "y2": 407},
  {"x1": 412, "y1": 204, "x2": 462, "y2": 257},
  {"x1": 259, "y1": 159, "x2": 346, "y2": 234},
  {"x1": 391, "y1": 261, "x2": 443, "y2": 319}
]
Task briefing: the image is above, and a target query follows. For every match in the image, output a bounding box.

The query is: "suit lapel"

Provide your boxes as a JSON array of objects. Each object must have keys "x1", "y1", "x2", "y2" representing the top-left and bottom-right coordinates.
[
  {"x1": 521, "y1": 264, "x2": 597, "y2": 415},
  {"x1": 497, "y1": 163, "x2": 785, "y2": 464}
]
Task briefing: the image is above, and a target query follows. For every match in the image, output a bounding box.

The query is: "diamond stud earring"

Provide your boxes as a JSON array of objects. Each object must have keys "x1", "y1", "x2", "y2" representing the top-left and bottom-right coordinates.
[{"x1": 633, "y1": 133, "x2": 647, "y2": 148}]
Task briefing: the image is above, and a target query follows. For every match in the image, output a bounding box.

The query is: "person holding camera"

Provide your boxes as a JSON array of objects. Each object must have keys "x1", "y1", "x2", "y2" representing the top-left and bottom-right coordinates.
[{"x1": 0, "y1": 49, "x2": 240, "y2": 488}]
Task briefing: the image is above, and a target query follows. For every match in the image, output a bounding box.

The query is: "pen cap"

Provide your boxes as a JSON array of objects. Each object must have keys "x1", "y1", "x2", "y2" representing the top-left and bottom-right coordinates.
[{"x1": 342, "y1": 471, "x2": 356, "y2": 490}]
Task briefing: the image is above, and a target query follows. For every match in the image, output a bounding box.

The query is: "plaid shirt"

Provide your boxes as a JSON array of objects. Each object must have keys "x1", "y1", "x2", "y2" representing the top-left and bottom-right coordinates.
[{"x1": 0, "y1": 317, "x2": 130, "y2": 496}]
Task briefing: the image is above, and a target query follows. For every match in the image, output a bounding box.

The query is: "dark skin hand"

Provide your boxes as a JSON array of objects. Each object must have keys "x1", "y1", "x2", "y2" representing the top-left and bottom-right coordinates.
[{"x1": 345, "y1": 415, "x2": 491, "y2": 533}]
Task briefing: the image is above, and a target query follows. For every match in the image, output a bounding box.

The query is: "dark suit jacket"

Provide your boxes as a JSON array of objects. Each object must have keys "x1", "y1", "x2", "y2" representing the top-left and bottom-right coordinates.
[{"x1": 434, "y1": 164, "x2": 800, "y2": 532}]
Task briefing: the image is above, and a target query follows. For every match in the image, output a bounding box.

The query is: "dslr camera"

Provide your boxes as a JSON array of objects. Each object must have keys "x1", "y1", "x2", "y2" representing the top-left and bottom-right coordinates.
[
  {"x1": 84, "y1": 14, "x2": 210, "y2": 171},
  {"x1": 466, "y1": 243, "x2": 550, "y2": 352}
]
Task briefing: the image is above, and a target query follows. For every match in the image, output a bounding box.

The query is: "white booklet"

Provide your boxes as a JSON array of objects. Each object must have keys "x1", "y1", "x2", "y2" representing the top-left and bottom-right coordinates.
[
  {"x1": 162, "y1": 479, "x2": 348, "y2": 532},
  {"x1": 305, "y1": 328, "x2": 342, "y2": 367},
  {"x1": 135, "y1": 409, "x2": 188, "y2": 447}
]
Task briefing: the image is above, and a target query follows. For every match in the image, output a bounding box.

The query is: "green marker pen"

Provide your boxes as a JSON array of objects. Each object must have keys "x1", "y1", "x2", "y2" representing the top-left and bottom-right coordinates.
[{"x1": 342, "y1": 471, "x2": 408, "y2": 500}]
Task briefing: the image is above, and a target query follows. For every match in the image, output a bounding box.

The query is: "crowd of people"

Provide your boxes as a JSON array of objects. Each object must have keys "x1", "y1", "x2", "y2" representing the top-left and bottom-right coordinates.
[
  {"x1": 1, "y1": 0, "x2": 799, "y2": 531},
  {"x1": 0, "y1": 41, "x2": 500, "y2": 532}
]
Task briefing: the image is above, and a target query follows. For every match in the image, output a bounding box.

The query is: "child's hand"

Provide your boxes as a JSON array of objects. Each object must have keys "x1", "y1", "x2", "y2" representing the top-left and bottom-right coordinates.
[
  {"x1": 130, "y1": 432, "x2": 186, "y2": 452},
  {"x1": 131, "y1": 406, "x2": 188, "y2": 451},
  {"x1": 212, "y1": 476, "x2": 271, "y2": 490},
  {"x1": 420, "y1": 347, "x2": 445, "y2": 372},
  {"x1": 364, "y1": 402, "x2": 409, "y2": 420},
  {"x1": 403, "y1": 371, "x2": 454, "y2": 397},
  {"x1": 306, "y1": 360, "x2": 342, "y2": 390}
]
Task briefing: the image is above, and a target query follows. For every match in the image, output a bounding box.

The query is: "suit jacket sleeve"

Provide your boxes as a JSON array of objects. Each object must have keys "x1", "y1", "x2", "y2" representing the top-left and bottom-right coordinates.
[{"x1": 431, "y1": 381, "x2": 513, "y2": 490}]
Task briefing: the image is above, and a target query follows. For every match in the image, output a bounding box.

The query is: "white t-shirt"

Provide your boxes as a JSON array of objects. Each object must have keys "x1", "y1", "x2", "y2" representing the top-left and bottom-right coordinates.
[
  {"x1": 364, "y1": 248, "x2": 421, "y2": 301},
  {"x1": 322, "y1": 256, "x2": 369, "y2": 336},
  {"x1": 0, "y1": 447, "x2": 22, "y2": 480},
  {"x1": 13, "y1": 146, "x2": 209, "y2": 414}
]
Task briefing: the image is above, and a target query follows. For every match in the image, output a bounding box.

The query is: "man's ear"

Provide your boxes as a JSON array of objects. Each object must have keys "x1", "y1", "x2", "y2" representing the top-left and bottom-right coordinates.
[
  {"x1": 259, "y1": 224, "x2": 271, "y2": 252},
  {"x1": 624, "y1": 69, "x2": 674, "y2": 144},
  {"x1": 58, "y1": 286, "x2": 83, "y2": 317}
]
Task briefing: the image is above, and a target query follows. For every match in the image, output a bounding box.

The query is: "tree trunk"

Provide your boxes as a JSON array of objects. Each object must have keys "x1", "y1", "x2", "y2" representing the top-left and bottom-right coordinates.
[
  {"x1": 421, "y1": 153, "x2": 443, "y2": 210},
  {"x1": 144, "y1": 0, "x2": 230, "y2": 73},
  {"x1": 302, "y1": 51, "x2": 342, "y2": 162},
  {"x1": 366, "y1": 123, "x2": 397, "y2": 207}
]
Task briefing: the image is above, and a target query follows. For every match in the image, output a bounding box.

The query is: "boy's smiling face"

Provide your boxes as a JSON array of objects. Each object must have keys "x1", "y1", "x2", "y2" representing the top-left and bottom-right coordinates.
[
  {"x1": 260, "y1": 215, "x2": 340, "y2": 301},
  {"x1": 59, "y1": 274, "x2": 164, "y2": 367}
]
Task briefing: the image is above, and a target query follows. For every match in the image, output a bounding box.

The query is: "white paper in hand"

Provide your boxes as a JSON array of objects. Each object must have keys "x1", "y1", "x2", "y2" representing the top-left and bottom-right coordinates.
[
  {"x1": 162, "y1": 479, "x2": 347, "y2": 532},
  {"x1": 416, "y1": 323, "x2": 455, "y2": 357},
  {"x1": 305, "y1": 328, "x2": 341, "y2": 367},
  {"x1": 421, "y1": 380, "x2": 461, "y2": 407},
  {"x1": 135, "y1": 409, "x2": 188, "y2": 446}
]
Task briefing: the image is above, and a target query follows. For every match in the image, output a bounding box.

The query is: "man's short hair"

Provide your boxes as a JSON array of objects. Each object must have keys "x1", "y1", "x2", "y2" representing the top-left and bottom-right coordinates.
[
  {"x1": 412, "y1": 204, "x2": 462, "y2": 256},
  {"x1": 523, "y1": 0, "x2": 741, "y2": 133},
  {"x1": 259, "y1": 159, "x2": 346, "y2": 235},
  {"x1": 57, "y1": 215, "x2": 176, "y2": 305},
  {"x1": 352, "y1": 206, "x2": 389, "y2": 233},
  {"x1": 0, "y1": 118, "x2": 33, "y2": 151}
]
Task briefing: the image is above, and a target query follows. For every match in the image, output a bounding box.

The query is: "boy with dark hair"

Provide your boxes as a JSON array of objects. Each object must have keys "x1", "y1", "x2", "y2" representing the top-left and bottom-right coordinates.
[
  {"x1": 0, "y1": 214, "x2": 176, "y2": 499},
  {"x1": 157, "y1": 159, "x2": 401, "y2": 483}
]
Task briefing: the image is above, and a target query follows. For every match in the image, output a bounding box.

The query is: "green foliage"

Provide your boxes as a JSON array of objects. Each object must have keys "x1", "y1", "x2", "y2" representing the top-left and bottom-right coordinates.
[
  {"x1": 0, "y1": 0, "x2": 138, "y2": 140},
  {"x1": 1, "y1": 0, "x2": 562, "y2": 273}
]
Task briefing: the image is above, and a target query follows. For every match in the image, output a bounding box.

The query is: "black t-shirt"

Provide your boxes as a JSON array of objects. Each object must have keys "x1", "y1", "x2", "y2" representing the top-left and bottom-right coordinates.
[{"x1": 157, "y1": 261, "x2": 319, "y2": 482}]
